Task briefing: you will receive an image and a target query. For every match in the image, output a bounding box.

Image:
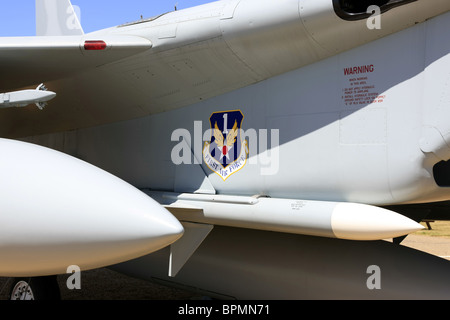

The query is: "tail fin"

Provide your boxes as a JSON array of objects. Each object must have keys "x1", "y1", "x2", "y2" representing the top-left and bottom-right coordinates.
[{"x1": 36, "y1": 0, "x2": 84, "y2": 36}]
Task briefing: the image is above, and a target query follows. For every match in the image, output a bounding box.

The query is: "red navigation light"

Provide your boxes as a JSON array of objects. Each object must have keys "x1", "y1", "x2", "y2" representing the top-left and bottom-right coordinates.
[{"x1": 84, "y1": 40, "x2": 107, "y2": 51}]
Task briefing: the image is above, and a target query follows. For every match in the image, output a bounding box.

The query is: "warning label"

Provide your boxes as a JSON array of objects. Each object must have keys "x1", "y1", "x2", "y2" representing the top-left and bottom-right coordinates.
[{"x1": 342, "y1": 65, "x2": 385, "y2": 106}]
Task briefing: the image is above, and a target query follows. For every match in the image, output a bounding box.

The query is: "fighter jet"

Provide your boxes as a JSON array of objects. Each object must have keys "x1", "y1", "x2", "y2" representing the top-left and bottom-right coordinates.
[{"x1": 2, "y1": 0, "x2": 450, "y2": 299}]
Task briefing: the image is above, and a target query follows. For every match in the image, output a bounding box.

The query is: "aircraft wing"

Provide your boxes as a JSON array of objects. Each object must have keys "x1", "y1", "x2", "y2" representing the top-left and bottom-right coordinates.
[{"x1": 0, "y1": 35, "x2": 152, "y2": 91}]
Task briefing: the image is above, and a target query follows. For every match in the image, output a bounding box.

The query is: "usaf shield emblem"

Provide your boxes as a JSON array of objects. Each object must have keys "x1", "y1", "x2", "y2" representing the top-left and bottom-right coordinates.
[{"x1": 203, "y1": 110, "x2": 248, "y2": 181}]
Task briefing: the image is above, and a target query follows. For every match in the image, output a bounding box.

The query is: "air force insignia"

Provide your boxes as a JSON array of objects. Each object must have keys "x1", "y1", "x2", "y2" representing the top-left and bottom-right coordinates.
[{"x1": 203, "y1": 110, "x2": 248, "y2": 181}]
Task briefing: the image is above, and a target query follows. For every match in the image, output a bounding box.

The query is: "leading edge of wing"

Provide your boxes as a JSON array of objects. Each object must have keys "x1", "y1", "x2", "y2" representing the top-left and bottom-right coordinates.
[{"x1": 0, "y1": 35, "x2": 152, "y2": 91}]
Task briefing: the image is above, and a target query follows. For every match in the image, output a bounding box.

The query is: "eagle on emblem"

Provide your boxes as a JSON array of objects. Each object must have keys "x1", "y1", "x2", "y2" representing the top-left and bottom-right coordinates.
[{"x1": 214, "y1": 120, "x2": 239, "y2": 160}]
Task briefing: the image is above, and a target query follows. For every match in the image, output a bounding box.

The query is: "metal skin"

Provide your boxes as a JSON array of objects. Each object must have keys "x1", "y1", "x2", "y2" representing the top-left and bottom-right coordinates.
[{"x1": 1, "y1": 0, "x2": 450, "y2": 298}]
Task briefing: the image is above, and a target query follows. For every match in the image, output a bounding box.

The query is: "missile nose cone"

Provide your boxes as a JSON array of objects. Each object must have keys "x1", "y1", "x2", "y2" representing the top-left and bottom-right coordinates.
[
  {"x1": 83, "y1": 193, "x2": 185, "y2": 270},
  {"x1": 331, "y1": 203, "x2": 425, "y2": 241},
  {"x1": 118, "y1": 197, "x2": 185, "y2": 252},
  {"x1": 46, "y1": 91, "x2": 57, "y2": 100}
]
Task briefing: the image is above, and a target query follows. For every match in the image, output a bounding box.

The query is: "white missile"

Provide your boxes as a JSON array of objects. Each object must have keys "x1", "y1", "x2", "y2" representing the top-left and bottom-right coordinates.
[
  {"x1": 0, "y1": 83, "x2": 56, "y2": 110},
  {"x1": 0, "y1": 139, "x2": 184, "y2": 277},
  {"x1": 148, "y1": 192, "x2": 424, "y2": 241}
]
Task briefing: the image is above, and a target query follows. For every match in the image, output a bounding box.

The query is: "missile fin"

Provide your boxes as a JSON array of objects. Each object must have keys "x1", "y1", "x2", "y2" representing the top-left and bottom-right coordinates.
[{"x1": 169, "y1": 222, "x2": 214, "y2": 278}]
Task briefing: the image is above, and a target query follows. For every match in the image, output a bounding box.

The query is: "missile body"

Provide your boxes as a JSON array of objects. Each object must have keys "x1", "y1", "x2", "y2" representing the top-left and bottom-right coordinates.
[
  {"x1": 0, "y1": 139, "x2": 184, "y2": 277},
  {"x1": 148, "y1": 192, "x2": 424, "y2": 241},
  {"x1": 0, "y1": 86, "x2": 56, "y2": 109}
]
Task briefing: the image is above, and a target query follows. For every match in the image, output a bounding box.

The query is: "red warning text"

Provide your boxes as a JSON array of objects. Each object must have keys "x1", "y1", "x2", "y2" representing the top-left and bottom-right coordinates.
[{"x1": 344, "y1": 65, "x2": 374, "y2": 76}]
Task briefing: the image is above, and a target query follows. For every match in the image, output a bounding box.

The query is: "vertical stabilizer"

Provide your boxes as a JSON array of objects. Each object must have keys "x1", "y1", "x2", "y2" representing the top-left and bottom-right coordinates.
[{"x1": 36, "y1": 0, "x2": 84, "y2": 36}]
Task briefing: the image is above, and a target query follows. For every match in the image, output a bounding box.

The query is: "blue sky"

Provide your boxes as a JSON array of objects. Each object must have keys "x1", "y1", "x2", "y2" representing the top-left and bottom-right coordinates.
[{"x1": 0, "y1": 0, "x2": 216, "y2": 36}]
